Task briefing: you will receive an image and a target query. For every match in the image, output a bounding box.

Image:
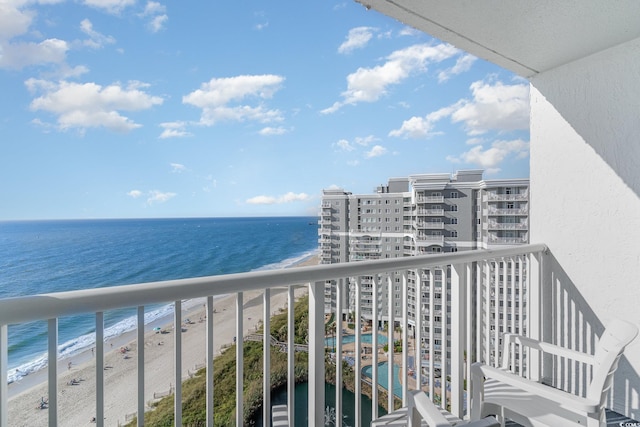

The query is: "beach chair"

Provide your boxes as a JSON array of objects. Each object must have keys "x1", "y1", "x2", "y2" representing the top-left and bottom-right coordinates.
[{"x1": 470, "y1": 319, "x2": 638, "y2": 427}]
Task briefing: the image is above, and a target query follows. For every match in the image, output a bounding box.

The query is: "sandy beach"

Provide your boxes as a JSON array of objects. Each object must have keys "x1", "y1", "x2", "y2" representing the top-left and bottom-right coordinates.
[{"x1": 7, "y1": 255, "x2": 317, "y2": 427}]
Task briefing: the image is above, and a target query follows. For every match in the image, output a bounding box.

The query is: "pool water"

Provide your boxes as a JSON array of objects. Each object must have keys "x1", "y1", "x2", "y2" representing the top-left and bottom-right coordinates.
[
  {"x1": 324, "y1": 333, "x2": 389, "y2": 348},
  {"x1": 362, "y1": 362, "x2": 403, "y2": 398}
]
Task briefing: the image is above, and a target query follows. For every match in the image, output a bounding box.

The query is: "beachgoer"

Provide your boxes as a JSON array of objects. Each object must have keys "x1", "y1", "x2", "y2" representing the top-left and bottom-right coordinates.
[{"x1": 67, "y1": 362, "x2": 72, "y2": 370}]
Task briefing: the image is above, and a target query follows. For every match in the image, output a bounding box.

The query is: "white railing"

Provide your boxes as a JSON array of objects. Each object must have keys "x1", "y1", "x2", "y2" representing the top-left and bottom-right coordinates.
[{"x1": 0, "y1": 243, "x2": 587, "y2": 427}]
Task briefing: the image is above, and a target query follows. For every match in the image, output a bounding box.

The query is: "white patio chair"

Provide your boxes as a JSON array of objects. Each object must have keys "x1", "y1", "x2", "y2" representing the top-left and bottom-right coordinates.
[
  {"x1": 408, "y1": 390, "x2": 499, "y2": 427},
  {"x1": 470, "y1": 319, "x2": 638, "y2": 427}
]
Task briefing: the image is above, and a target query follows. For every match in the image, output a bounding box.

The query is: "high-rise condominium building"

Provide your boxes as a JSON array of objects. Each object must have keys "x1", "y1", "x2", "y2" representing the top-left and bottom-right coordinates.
[{"x1": 319, "y1": 170, "x2": 529, "y2": 366}]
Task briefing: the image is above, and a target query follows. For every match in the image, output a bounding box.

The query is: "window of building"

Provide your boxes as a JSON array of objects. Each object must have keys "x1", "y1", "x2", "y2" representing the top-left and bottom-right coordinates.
[
  {"x1": 505, "y1": 187, "x2": 512, "y2": 195},
  {"x1": 451, "y1": 218, "x2": 458, "y2": 225},
  {"x1": 450, "y1": 191, "x2": 458, "y2": 198},
  {"x1": 451, "y1": 231, "x2": 458, "y2": 238},
  {"x1": 451, "y1": 204, "x2": 458, "y2": 212},
  {"x1": 477, "y1": 218, "x2": 481, "y2": 225},
  {"x1": 507, "y1": 202, "x2": 515, "y2": 209}
]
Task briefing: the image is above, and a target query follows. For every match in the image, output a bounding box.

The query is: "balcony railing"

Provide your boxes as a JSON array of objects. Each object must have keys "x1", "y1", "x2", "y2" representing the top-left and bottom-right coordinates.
[
  {"x1": 416, "y1": 196, "x2": 445, "y2": 203},
  {"x1": 1, "y1": 243, "x2": 626, "y2": 427},
  {"x1": 486, "y1": 192, "x2": 528, "y2": 201},
  {"x1": 487, "y1": 207, "x2": 528, "y2": 216},
  {"x1": 487, "y1": 221, "x2": 528, "y2": 230}
]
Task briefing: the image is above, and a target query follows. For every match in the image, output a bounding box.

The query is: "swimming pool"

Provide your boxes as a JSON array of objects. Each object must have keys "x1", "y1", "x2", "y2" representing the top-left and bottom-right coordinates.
[
  {"x1": 324, "y1": 333, "x2": 389, "y2": 348},
  {"x1": 362, "y1": 362, "x2": 402, "y2": 398}
]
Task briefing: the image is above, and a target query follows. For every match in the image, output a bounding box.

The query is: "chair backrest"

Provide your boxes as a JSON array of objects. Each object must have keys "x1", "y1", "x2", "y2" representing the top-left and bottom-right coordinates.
[{"x1": 586, "y1": 319, "x2": 638, "y2": 413}]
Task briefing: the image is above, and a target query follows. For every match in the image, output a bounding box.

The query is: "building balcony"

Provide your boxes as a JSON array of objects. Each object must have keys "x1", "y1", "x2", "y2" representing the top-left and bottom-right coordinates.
[
  {"x1": 486, "y1": 192, "x2": 528, "y2": 201},
  {"x1": 416, "y1": 196, "x2": 445, "y2": 203},
  {"x1": 0, "y1": 244, "x2": 635, "y2": 426},
  {"x1": 489, "y1": 235, "x2": 529, "y2": 244},
  {"x1": 487, "y1": 208, "x2": 528, "y2": 216},
  {"x1": 415, "y1": 234, "x2": 445, "y2": 244},
  {"x1": 417, "y1": 209, "x2": 445, "y2": 216},
  {"x1": 487, "y1": 221, "x2": 528, "y2": 230},
  {"x1": 415, "y1": 221, "x2": 445, "y2": 230}
]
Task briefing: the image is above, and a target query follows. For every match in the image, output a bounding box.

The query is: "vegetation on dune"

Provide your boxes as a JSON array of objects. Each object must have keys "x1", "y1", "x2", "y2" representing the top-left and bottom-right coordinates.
[
  {"x1": 127, "y1": 296, "x2": 310, "y2": 427},
  {"x1": 126, "y1": 294, "x2": 399, "y2": 426}
]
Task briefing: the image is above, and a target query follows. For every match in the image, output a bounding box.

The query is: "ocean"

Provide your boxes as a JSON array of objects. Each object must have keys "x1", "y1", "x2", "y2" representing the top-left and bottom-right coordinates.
[{"x1": 0, "y1": 217, "x2": 319, "y2": 384}]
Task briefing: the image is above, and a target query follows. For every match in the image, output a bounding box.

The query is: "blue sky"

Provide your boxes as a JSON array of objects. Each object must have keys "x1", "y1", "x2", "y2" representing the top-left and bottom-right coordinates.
[{"x1": 0, "y1": 1, "x2": 530, "y2": 220}]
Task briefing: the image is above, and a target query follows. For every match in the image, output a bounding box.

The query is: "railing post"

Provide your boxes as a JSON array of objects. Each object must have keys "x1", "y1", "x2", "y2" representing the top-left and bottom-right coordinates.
[
  {"x1": 236, "y1": 292, "x2": 244, "y2": 427},
  {"x1": 136, "y1": 307, "x2": 144, "y2": 427},
  {"x1": 355, "y1": 276, "x2": 362, "y2": 427},
  {"x1": 48, "y1": 318, "x2": 58, "y2": 427},
  {"x1": 1, "y1": 324, "x2": 8, "y2": 427},
  {"x1": 450, "y1": 263, "x2": 466, "y2": 419},
  {"x1": 528, "y1": 252, "x2": 542, "y2": 381},
  {"x1": 263, "y1": 288, "x2": 271, "y2": 427},
  {"x1": 206, "y1": 296, "x2": 214, "y2": 427},
  {"x1": 287, "y1": 286, "x2": 295, "y2": 426},
  {"x1": 371, "y1": 275, "x2": 379, "y2": 420},
  {"x1": 335, "y1": 278, "x2": 343, "y2": 425},
  {"x1": 174, "y1": 300, "x2": 182, "y2": 426},
  {"x1": 96, "y1": 312, "x2": 105, "y2": 427},
  {"x1": 308, "y1": 280, "x2": 325, "y2": 426},
  {"x1": 387, "y1": 274, "x2": 394, "y2": 411},
  {"x1": 401, "y1": 271, "x2": 408, "y2": 406}
]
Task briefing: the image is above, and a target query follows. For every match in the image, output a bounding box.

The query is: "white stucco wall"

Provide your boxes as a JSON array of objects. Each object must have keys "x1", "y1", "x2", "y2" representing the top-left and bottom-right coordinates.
[{"x1": 530, "y1": 37, "x2": 640, "y2": 418}]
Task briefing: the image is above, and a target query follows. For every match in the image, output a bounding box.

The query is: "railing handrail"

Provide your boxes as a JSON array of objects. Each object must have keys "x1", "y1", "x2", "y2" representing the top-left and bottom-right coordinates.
[{"x1": 0, "y1": 243, "x2": 547, "y2": 325}]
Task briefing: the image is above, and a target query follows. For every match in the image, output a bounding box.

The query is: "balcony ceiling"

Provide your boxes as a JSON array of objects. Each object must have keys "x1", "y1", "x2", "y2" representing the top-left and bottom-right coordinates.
[{"x1": 355, "y1": 0, "x2": 640, "y2": 78}]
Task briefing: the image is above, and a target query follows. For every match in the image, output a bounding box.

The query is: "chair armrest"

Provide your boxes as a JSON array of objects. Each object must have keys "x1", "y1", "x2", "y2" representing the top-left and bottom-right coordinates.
[
  {"x1": 410, "y1": 390, "x2": 500, "y2": 427},
  {"x1": 502, "y1": 334, "x2": 595, "y2": 366},
  {"x1": 409, "y1": 390, "x2": 451, "y2": 427},
  {"x1": 471, "y1": 363, "x2": 600, "y2": 413}
]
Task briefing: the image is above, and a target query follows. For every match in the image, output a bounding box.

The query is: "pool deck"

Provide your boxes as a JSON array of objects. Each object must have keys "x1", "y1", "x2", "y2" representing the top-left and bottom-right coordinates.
[{"x1": 330, "y1": 319, "x2": 450, "y2": 402}]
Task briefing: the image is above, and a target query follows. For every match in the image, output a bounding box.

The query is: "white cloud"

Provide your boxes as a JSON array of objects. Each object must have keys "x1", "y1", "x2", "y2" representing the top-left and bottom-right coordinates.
[
  {"x1": 259, "y1": 126, "x2": 287, "y2": 136},
  {"x1": 335, "y1": 139, "x2": 354, "y2": 152},
  {"x1": 354, "y1": 135, "x2": 377, "y2": 146},
  {"x1": 0, "y1": 1, "x2": 71, "y2": 70},
  {"x1": 147, "y1": 190, "x2": 176, "y2": 204},
  {"x1": 246, "y1": 192, "x2": 310, "y2": 205},
  {"x1": 389, "y1": 79, "x2": 529, "y2": 139},
  {"x1": 143, "y1": 1, "x2": 165, "y2": 15},
  {"x1": 451, "y1": 80, "x2": 530, "y2": 135},
  {"x1": 79, "y1": 19, "x2": 116, "y2": 49},
  {"x1": 128, "y1": 189, "x2": 176, "y2": 204},
  {"x1": 170, "y1": 163, "x2": 185, "y2": 173},
  {"x1": 139, "y1": 1, "x2": 167, "y2": 32},
  {"x1": 447, "y1": 138, "x2": 529, "y2": 170},
  {"x1": 338, "y1": 26, "x2": 375, "y2": 54},
  {"x1": 438, "y1": 53, "x2": 476, "y2": 83},
  {"x1": 322, "y1": 43, "x2": 459, "y2": 114},
  {"x1": 0, "y1": 38, "x2": 69, "y2": 70},
  {"x1": 389, "y1": 103, "x2": 460, "y2": 139},
  {"x1": 159, "y1": 121, "x2": 192, "y2": 139},
  {"x1": 148, "y1": 14, "x2": 168, "y2": 32},
  {"x1": 83, "y1": 0, "x2": 136, "y2": 14},
  {"x1": 0, "y1": 1, "x2": 33, "y2": 41},
  {"x1": 183, "y1": 74, "x2": 284, "y2": 126},
  {"x1": 365, "y1": 145, "x2": 387, "y2": 158},
  {"x1": 27, "y1": 79, "x2": 163, "y2": 133}
]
